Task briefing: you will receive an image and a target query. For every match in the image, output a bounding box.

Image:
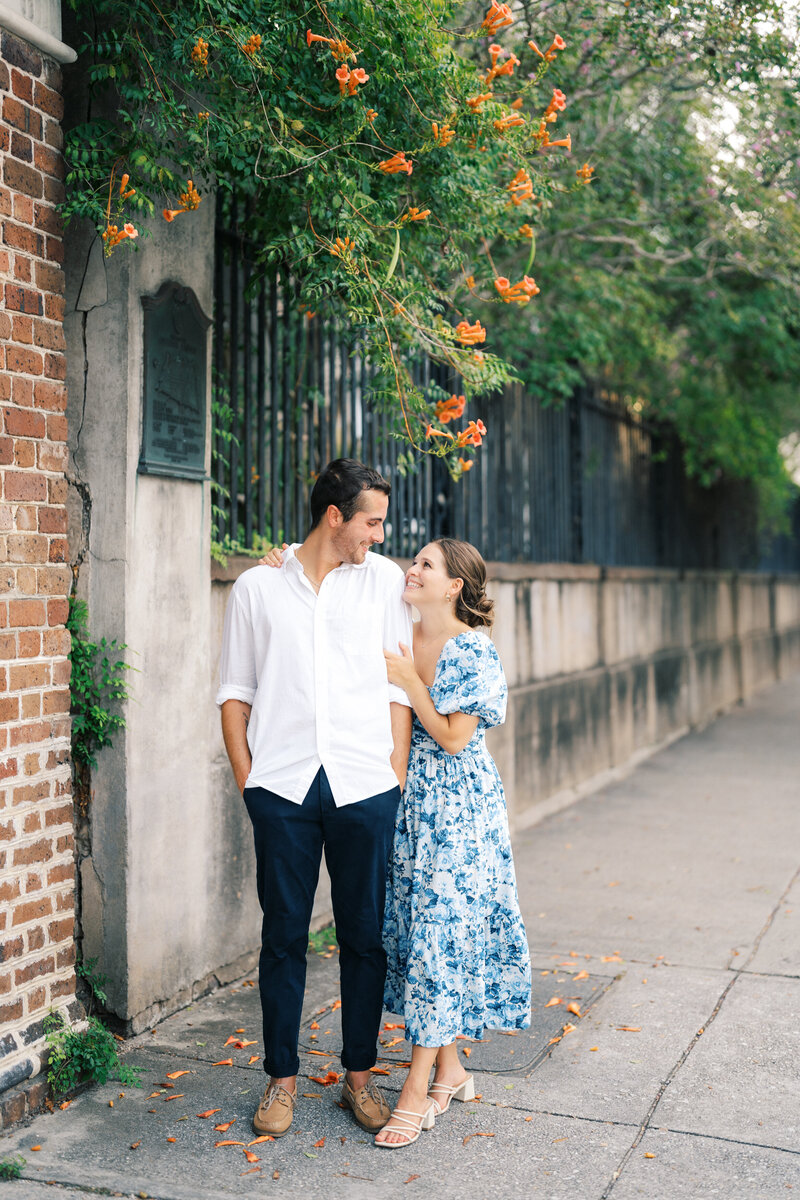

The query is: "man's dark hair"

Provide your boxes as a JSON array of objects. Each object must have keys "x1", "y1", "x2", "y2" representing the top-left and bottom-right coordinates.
[{"x1": 309, "y1": 459, "x2": 391, "y2": 529}]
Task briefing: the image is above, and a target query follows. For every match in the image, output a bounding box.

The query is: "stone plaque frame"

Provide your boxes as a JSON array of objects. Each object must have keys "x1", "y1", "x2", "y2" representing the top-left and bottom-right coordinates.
[{"x1": 139, "y1": 282, "x2": 211, "y2": 480}]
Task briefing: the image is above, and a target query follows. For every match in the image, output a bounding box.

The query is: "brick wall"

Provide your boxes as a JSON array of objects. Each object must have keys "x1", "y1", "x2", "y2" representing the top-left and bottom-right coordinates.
[{"x1": 0, "y1": 27, "x2": 79, "y2": 1113}]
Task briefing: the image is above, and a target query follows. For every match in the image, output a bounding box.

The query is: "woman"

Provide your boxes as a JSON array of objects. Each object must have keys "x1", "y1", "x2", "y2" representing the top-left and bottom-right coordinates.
[
  {"x1": 259, "y1": 537, "x2": 531, "y2": 1148},
  {"x1": 375, "y1": 538, "x2": 530, "y2": 1148}
]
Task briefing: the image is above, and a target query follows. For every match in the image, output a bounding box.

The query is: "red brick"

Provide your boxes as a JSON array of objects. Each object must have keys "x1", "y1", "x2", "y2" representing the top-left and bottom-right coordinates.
[
  {"x1": 47, "y1": 598, "x2": 68, "y2": 626},
  {"x1": 33, "y1": 320, "x2": 65, "y2": 352},
  {"x1": 0, "y1": 877, "x2": 20, "y2": 903},
  {"x1": 0, "y1": 126, "x2": 7, "y2": 154},
  {"x1": 33, "y1": 143, "x2": 64, "y2": 181},
  {"x1": 55, "y1": 834, "x2": 74, "y2": 854},
  {"x1": 0, "y1": 60, "x2": 8, "y2": 90},
  {"x1": 37, "y1": 507, "x2": 67, "y2": 536},
  {"x1": 12, "y1": 780, "x2": 49, "y2": 805},
  {"x1": 35, "y1": 261, "x2": 63, "y2": 293},
  {"x1": 13, "y1": 255, "x2": 33, "y2": 283},
  {"x1": 9, "y1": 662, "x2": 50, "y2": 689},
  {"x1": 12, "y1": 895, "x2": 52, "y2": 926},
  {"x1": 4, "y1": 346, "x2": 43, "y2": 377},
  {"x1": 0, "y1": 998, "x2": 23, "y2": 1023},
  {"x1": 47, "y1": 862, "x2": 73, "y2": 887},
  {"x1": 38, "y1": 442, "x2": 67, "y2": 472},
  {"x1": 3, "y1": 473, "x2": 47, "y2": 503},
  {"x1": 56, "y1": 942, "x2": 75, "y2": 969},
  {"x1": 18, "y1": 630, "x2": 40, "y2": 656},
  {"x1": 23, "y1": 753, "x2": 40, "y2": 775},
  {"x1": 0, "y1": 759, "x2": 17, "y2": 782},
  {"x1": 33, "y1": 380, "x2": 66, "y2": 412},
  {"x1": 42, "y1": 629, "x2": 70, "y2": 656},
  {"x1": 51, "y1": 657, "x2": 71, "y2": 684},
  {"x1": 2, "y1": 96, "x2": 42, "y2": 139},
  {"x1": 48, "y1": 539, "x2": 68, "y2": 564},
  {"x1": 12, "y1": 377, "x2": 33, "y2": 406},
  {"x1": 27, "y1": 927, "x2": 45, "y2": 954},
  {"x1": 12, "y1": 839, "x2": 53, "y2": 868},
  {"x1": 7, "y1": 533, "x2": 48, "y2": 563},
  {"x1": 45, "y1": 236, "x2": 64, "y2": 266},
  {"x1": 27, "y1": 984, "x2": 46, "y2": 1011},
  {"x1": 44, "y1": 293, "x2": 65, "y2": 323},
  {"x1": 13, "y1": 193, "x2": 34, "y2": 224},
  {"x1": 0, "y1": 437, "x2": 12, "y2": 466},
  {"x1": 15, "y1": 955, "x2": 55, "y2": 985},
  {"x1": 13, "y1": 440, "x2": 35, "y2": 469},
  {"x1": 9, "y1": 721, "x2": 50, "y2": 747},
  {"x1": 22, "y1": 810, "x2": 40, "y2": 834},
  {"x1": 11, "y1": 312, "x2": 34, "y2": 343},
  {"x1": 0, "y1": 970, "x2": 12, "y2": 995},
  {"x1": 0, "y1": 185, "x2": 11, "y2": 216},
  {"x1": 0, "y1": 819, "x2": 15, "y2": 841},
  {"x1": 44, "y1": 119, "x2": 64, "y2": 152},
  {"x1": 48, "y1": 478, "x2": 67, "y2": 505},
  {"x1": 45, "y1": 746, "x2": 68, "y2": 769},
  {"x1": 4, "y1": 408, "x2": 45, "y2": 438},
  {"x1": 45, "y1": 415, "x2": 67, "y2": 443},
  {"x1": 42, "y1": 689, "x2": 69, "y2": 715},
  {"x1": 51, "y1": 975, "x2": 75, "y2": 999},
  {"x1": 0, "y1": 633, "x2": 15, "y2": 659},
  {"x1": 14, "y1": 504, "x2": 37, "y2": 531},
  {"x1": 10, "y1": 131, "x2": 32, "y2": 163},
  {"x1": 44, "y1": 802, "x2": 72, "y2": 829},
  {"x1": 10, "y1": 67, "x2": 33, "y2": 103},
  {"x1": 34, "y1": 80, "x2": 64, "y2": 119},
  {"x1": 3, "y1": 221, "x2": 43, "y2": 256},
  {"x1": 3, "y1": 156, "x2": 43, "y2": 200},
  {"x1": 43, "y1": 354, "x2": 66, "y2": 382},
  {"x1": 1, "y1": 32, "x2": 43, "y2": 77},
  {"x1": 4, "y1": 283, "x2": 42, "y2": 316},
  {"x1": 42, "y1": 176, "x2": 65, "y2": 205},
  {"x1": 0, "y1": 696, "x2": 19, "y2": 722},
  {"x1": 7, "y1": 596, "x2": 47, "y2": 627},
  {"x1": 34, "y1": 202, "x2": 61, "y2": 235},
  {"x1": 0, "y1": 313, "x2": 10, "y2": 340},
  {"x1": 48, "y1": 915, "x2": 74, "y2": 943},
  {"x1": 20, "y1": 693, "x2": 40, "y2": 719}
]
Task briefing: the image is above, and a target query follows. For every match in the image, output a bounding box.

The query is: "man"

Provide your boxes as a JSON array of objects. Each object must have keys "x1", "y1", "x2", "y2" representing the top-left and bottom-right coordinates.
[{"x1": 216, "y1": 459, "x2": 413, "y2": 1138}]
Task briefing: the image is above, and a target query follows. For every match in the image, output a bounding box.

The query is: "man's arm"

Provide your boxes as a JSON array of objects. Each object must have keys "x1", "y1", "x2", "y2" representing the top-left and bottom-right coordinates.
[
  {"x1": 221, "y1": 699, "x2": 253, "y2": 794},
  {"x1": 389, "y1": 701, "x2": 412, "y2": 790}
]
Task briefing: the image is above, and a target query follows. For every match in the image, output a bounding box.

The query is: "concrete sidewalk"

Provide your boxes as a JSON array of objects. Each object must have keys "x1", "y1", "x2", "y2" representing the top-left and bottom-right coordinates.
[{"x1": 2, "y1": 676, "x2": 799, "y2": 1199}]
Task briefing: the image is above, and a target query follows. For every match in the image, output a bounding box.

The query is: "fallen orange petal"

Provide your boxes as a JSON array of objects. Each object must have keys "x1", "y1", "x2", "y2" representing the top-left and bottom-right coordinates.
[
  {"x1": 30, "y1": 1145, "x2": 41, "y2": 1151},
  {"x1": 308, "y1": 1049, "x2": 331, "y2": 1056},
  {"x1": 214, "y1": 1120, "x2": 236, "y2": 1132},
  {"x1": 197, "y1": 1109, "x2": 222, "y2": 1118},
  {"x1": 248, "y1": 1136, "x2": 275, "y2": 1145},
  {"x1": 212, "y1": 1059, "x2": 234, "y2": 1066},
  {"x1": 573, "y1": 970, "x2": 589, "y2": 982},
  {"x1": 248, "y1": 1055, "x2": 260, "y2": 1065},
  {"x1": 545, "y1": 996, "x2": 562, "y2": 1007},
  {"x1": 309, "y1": 1071, "x2": 341, "y2": 1086},
  {"x1": 235, "y1": 1028, "x2": 245, "y2": 1034},
  {"x1": 215, "y1": 1139, "x2": 246, "y2": 1147},
  {"x1": 224, "y1": 1036, "x2": 239, "y2": 1047},
  {"x1": 498, "y1": 1030, "x2": 519, "y2": 1037},
  {"x1": 562, "y1": 1023, "x2": 577, "y2": 1035},
  {"x1": 617, "y1": 1026, "x2": 641, "y2": 1032},
  {"x1": 310, "y1": 1021, "x2": 320, "y2": 1030},
  {"x1": 241, "y1": 1167, "x2": 262, "y2": 1176},
  {"x1": 567, "y1": 1003, "x2": 581, "y2": 1016},
  {"x1": 331, "y1": 1000, "x2": 342, "y2": 1011},
  {"x1": 163, "y1": 1094, "x2": 185, "y2": 1102},
  {"x1": 589, "y1": 1046, "x2": 599, "y2": 1052},
  {"x1": 313, "y1": 1137, "x2": 325, "y2": 1148},
  {"x1": 369, "y1": 1067, "x2": 390, "y2": 1075},
  {"x1": 461, "y1": 1047, "x2": 472, "y2": 1057},
  {"x1": 130, "y1": 1140, "x2": 141, "y2": 1149},
  {"x1": 383, "y1": 1022, "x2": 405, "y2": 1030},
  {"x1": 644, "y1": 1152, "x2": 656, "y2": 1159},
  {"x1": 58, "y1": 1100, "x2": 72, "y2": 1110},
  {"x1": 243, "y1": 1150, "x2": 260, "y2": 1164},
  {"x1": 166, "y1": 1137, "x2": 177, "y2": 1143},
  {"x1": 384, "y1": 1037, "x2": 404, "y2": 1048},
  {"x1": 166, "y1": 1070, "x2": 190, "y2": 1079}
]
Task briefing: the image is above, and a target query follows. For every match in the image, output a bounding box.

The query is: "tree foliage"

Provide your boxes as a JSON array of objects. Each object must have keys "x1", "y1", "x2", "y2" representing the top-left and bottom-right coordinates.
[
  {"x1": 65, "y1": 0, "x2": 590, "y2": 477},
  {"x1": 483, "y1": 0, "x2": 800, "y2": 522}
]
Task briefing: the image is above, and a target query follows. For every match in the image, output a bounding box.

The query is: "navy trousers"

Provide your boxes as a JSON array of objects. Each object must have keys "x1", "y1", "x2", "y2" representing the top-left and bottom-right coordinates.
[{"x1": 243, "y1": 768, "x2": 400, "y2": 1078}]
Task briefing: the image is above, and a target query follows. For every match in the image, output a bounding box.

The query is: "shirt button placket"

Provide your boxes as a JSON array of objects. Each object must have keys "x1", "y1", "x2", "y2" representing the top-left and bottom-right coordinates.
[{"x1": 314, "y1": 584, "x2": 329, "y2": 762}]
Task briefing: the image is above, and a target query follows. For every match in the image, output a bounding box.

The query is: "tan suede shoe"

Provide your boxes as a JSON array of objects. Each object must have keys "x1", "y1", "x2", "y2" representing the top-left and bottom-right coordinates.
[
  {"x1": 253, "y1": 1083, "x2": 296, "y2": 1136},
  {"x1": 340, "y1": 1078, "x2": 391, "y2": 1131}
]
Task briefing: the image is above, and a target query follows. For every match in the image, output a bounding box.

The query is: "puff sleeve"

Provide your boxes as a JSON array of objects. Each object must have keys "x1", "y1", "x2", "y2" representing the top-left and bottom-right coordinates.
[{"x1": 429, "y1": 631, "x2": 507, "y2": 727}]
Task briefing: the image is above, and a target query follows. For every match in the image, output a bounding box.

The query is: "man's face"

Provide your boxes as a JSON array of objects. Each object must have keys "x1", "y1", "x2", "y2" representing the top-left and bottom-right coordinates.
[{"x1": 331, "y1": 489, "x2": 388, "y2": 564}]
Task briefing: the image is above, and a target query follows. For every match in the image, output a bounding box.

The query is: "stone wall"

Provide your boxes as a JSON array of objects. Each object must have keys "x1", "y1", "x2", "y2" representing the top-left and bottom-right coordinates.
[{"x1": 0, "y1": 22, "x2": 78, "y2": 1112}]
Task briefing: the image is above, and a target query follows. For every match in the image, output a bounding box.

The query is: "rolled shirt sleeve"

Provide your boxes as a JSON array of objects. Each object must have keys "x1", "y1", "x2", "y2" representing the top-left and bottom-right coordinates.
[
  {"x1": 216, "y1": 585, "x2": 258, "y2": 707},
  {"x1": 383, "y1": 569, "x2": 414, "y2": 708}
]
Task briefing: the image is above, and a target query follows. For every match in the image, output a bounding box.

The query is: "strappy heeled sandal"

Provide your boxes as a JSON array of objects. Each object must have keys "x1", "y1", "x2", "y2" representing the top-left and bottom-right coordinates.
[
  {"x1": 374, "y1": 1103, "x2": 435, "y2": 1148},
  {"x1": 427, "y1": 1074, "x2": 475, "y2": 1116}
]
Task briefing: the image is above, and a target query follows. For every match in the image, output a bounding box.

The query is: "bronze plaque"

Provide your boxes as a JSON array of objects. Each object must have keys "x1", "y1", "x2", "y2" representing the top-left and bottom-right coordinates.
[{"x1": 139, "y1": 282, "x2": 211, "y2": 480}]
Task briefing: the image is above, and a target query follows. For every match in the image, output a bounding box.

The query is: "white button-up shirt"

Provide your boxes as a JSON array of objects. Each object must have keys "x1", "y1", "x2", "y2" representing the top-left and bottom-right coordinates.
[{"x1": 216, "y1": 545, "x2": 413, "y2": 807}]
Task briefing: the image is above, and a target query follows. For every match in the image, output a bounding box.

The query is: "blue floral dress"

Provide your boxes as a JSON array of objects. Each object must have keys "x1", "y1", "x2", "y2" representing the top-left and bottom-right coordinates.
[{"x1": 383, "y1": 631, "x2": 531, "y2": 1046}]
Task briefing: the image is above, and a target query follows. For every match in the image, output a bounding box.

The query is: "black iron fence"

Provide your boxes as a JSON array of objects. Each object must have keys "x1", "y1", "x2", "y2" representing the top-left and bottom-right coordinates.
[{"x1": 213, "y1": 199, "x2": 800, "y2": 571}]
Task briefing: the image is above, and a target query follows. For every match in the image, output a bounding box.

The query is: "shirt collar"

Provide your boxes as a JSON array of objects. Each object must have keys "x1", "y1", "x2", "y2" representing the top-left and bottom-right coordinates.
[{"x1": 285, "y1": 543, "x2": 371, "y2": 572}]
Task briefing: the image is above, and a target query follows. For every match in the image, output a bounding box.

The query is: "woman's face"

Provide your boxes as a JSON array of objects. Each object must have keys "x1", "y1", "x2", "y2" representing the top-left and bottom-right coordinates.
[{"x1": 403, "y1": 542, "x2": 460, "y2": 607}]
